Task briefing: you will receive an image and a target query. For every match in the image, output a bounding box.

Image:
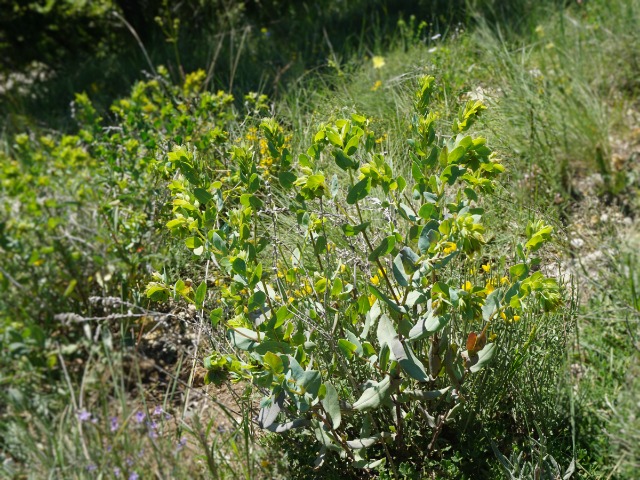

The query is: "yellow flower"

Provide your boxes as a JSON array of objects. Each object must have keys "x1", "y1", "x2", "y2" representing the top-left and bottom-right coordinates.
[
  {"x1": 371, "y1": 80, "x2": 382, "y2": 91},
  {"x1": 462, "y1": 281, "x2": 472, "y2": 292},
  {"x1": 370, "y1": 274, "x2": 380, "y2": 286},
  {"x1": 500, "y1": 311, "x2": 507, "y2": 320},
  {"x1": 481, "y1": 264, "x2": 491, "y2": 273},
  {"x1": 513, "y1": 315, "x2": 521, "y2": 322},
  {"x1": 372, "y1": 56, "x2": 386, "y2": 69},
  {"x1": 489, "y1": 333, "x2": 497, "y2": 342},
  {"x1": 443, "y1": 242, "x2": 457, "y2": 255},
  {"x1": 485, "y1": 282, "x2": 495, "y2": 294},
  {"x1": 369, "y1": 294, "x2": 377, "y2": 307},
  {"x1": 287, "y1": 296, "x2": 295, "y2": 304},
  {"x1": 500, "y1": 276, "x2": 509, "y2": 285}
]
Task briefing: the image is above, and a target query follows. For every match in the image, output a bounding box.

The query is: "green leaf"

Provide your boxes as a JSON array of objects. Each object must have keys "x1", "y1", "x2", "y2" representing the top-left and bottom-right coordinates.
[
  {"x1": 509, "y1": 263, "x2": 528, "y2": 280},
  {"x1": 211, "y1": 232, "x2": 227, "y2": 255},
  {"x1": 346, "y1": 178, "x2": 371, "y2": 205},
  {"x1": 322, "y1": 382, "x2": 342, "y2": 429},
  {"x1": 418, "y1": 203, "x2": 436, "y2": 220},
  {"x1": 266, "y1": 418, "x2": 311, "y2": 433},
  {"x1": 397, "y1": 175, "x2": 407, "y2": 193},
  {"x1": 195, "y1": 281, "x2": 206, "y2": 309},
  {"x1": 338, "y1": 339, "x2": 358, "y2": 359},
  {"x1": 210, "y1": 308, "x2": 223, "y2": 327},
  {"x1": 258, "y1": 392, "x2": 284, "y2": 428},
  {"x1": 145, "y1": 283, "x2": 169, "y2": 301},
  {"x1": 166, "y1": 217, "x2": 186, "y2": 229},
  {"x1": 231, "y1": 258, "x2": 247, "y2": 276},
  {"x1": 326, "y1": 129, "x2": 343, "y2": 147},
  {"x1": 411, "y1": 161, "x2": 424, "y2": 181},
  {"x1": 464, "y1": 187, "x2": 478, "y2": 202},
  {"x1": 378, "y1": 316, "x2": 428, "y2": 382},
  {"x1": 346, "y1": 330, "x2": 363, "y2": 356},
  {"x1": 185, "y1": 236, "x2": 202, "y2": 250},
  {"x1": 334, "y1": 149, "x2": 358, "y2": 170},
  {"x1": 346, "y1": 432, "x2": 393, "y2": 449},
  {"x1": 240, "y1": 193, "x2": 264, "y2": 210},
  {"x1": 396, "y1": 341, "x2": 429, "y2": 382},
  {"x1": 248, "y1": 290, "x2": 267, "y2": 312},
  {"x1": 264, "y1": 352, "x2": 284, "y2": 374},
  {"x1": 408, "y1": 311, "x2": 449, "y2": 341},
  {"x1": 352, "y1": 375, "x2": 394, "y2": 411},
  {"x1": 418, "y1": 220, "x2": 440, "y2": 254},
  {"x1": 440, "y1": 164, "x2": 466, "y2": 185},
  {"x1": 228, "y1": 328, "x2": 260, "y2": 350},
  {"x1": 330, "y1": 278, "x2": 343, "y2": 297},
  {"x1": 193, "y1": 187, "x2": 213, "y2": 205},
  {"x1": 398, "y1": 387, "x2": 451, "y2": 402},
  {"x1": 392, "y1": 253, "x2": 409, "y2": 287},
  {"x1": 397, "y1": 203, "x2": 417, "y2": 222},
  {"x1": 279, "y1": 171, "x2": 297, "y2": 189},
  {"x1": 297, "y1": 370, "x2": 322, "y2": 398},
  {"x1": 369, "y1": 284, "x2": 405, "y2": 314},
  {"x1": 341, "y1": 222, "x2": 370, "y2": 236},
  {"x1": 368, "y1": 235, "x2": 396, "y2": 261},
  {"x1": 469, "y1": 343, "x2": 496, "y2": 373},
  {"x1": 482, "y1": 288, "x2": 501, "y2": 321},
  {"x1": 345, "y1": 134, "x2": 361, "y2": 155},
  {"x1": 448, "y1": 145, "x2": 467, "y2": 164}
]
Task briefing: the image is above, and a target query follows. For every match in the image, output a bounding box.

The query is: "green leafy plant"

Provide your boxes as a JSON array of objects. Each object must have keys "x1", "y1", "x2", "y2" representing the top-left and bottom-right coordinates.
[{"x1": 150, "y1": 75, "x2": 563, "y2": 475}]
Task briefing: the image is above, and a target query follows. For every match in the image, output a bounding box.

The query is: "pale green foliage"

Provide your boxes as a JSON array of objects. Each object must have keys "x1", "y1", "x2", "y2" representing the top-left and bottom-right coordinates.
[{"x1": 151, "y1": 75, "x2": 563, "y2": 471}]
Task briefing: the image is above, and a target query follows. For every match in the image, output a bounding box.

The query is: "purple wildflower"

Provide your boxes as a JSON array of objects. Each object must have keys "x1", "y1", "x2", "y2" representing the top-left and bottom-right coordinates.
[
  {"x1": 128, "y1": 472, "x2": 139, "y2": 480},
  {"x1": 176, "y1": 437, "x2": 187, "y2": 453},
  {"x1": 153, "y1": 406, "x2": 163, "y2": 416},
  {"x1": 134, "y1": 411, "x2": 146, "y2": 424},
  {"x1": 113, "y1": 467, "x2": 121, "y2": 477},
  {"x1": 110, "y1": 417, "x2": 119, "y2": 432},
  {"x1": 86, "y1": 464, "x2": 97, "y2": 472},
  {"x1": 77, "y1": 409, "x2": 91, "y2": 422}
]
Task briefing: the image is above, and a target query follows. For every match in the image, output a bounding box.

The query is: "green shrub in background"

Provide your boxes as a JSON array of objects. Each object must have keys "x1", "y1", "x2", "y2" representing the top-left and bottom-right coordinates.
[
  {"x1": 149, "y1": 75, "x2": 567, "y2": 477},
  {"x1": 0, "y1": 67, "x2": 263, "y2": 406}
]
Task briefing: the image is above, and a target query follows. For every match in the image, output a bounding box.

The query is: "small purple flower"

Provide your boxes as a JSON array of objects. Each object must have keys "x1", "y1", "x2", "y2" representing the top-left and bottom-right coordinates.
[
  {"x1": 125, "y1": 457, "x2": 134, "y2": 467},
  {"x1": 86, "y1": 464, "x2": 97, "y2": 472},
  {"x1": 176, "y1": 436, "x2": 187, "y2": 453},
  {"x1": 113, "y1": 466, "x2": 121, "y2": 477},
  {"x1": 110, "y1": 417, "x2": 119, "y2": 432},
  {"x1": 153, "y1": 406, "x2": 163, "y2": 416},
  {"x1": 128, "y1": 472, "x2": 139, "y2": 480},
  {"x1": 134, "y1": 411, "x2": 146, "y2": 424},
  {"x1": 77, "y1": 409, "x2": 91, "y2": 422}
]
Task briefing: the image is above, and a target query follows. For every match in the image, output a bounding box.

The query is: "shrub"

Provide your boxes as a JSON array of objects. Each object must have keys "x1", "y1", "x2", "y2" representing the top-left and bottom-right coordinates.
[{"x1": 149, "y1": 75, "x2": 564, "y2": 476}]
